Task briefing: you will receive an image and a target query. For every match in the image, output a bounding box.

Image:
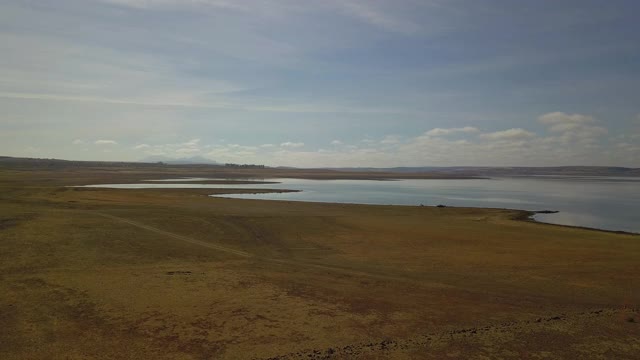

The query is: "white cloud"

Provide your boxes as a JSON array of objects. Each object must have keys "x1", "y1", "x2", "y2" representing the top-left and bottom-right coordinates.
[
  {"x1": 538, "y1": 112, "x2": 607, "y2": 142},
  {"x1": 0, "y1": 91, "x2": 398, "y2": 115},
  {"x1": 480, "y1": 128, "x2": 535, "y2": 141},
  {"x1": 0, "y1": 29, "x2": 396, "y2": 116},
  {"x1": 98, "y1": 0, "x2": 420, "y2": 34},
  {"x1": 335, "y1": 1, "x2": 420, "y2": 34},
  {"x1": 97, "y1": 0, "x2": 249, "y2": 10},
  {"x1": 538, "y1": 112, "x2": 596, "y2": 132},
  {"x1": 72, "y1": 139, "x2": 85, "y2": 145},
  {"x1": 424, "y1": 127, "x2": 479, "y2": 137},
  {"x1": 539, "y1": 112, "x2": 595, "y2": 126},
  {"x1": 183, "y1": 138, "x2": 200, "y2": 146},
  {"x1": 95, "y1": 139, "x2": 118, "y2": 145},
  {"x1": 380, "y1": 135, "x2": 403, "y2": 144},
  {"x1": 617, "y1": 142, "x2": 639, "y2": 152},
  {"x1": 260, "y1": 143, "x2": 275, "y2": 148},
  {"x1": 280, "y1": 141, "x2": 304, "y2": 148},
  {"x1": 331, "y1": 140, "x2": 343, "y2": 145},
  {"x1": 133, "y1": 144, "x2": 150, "y2": 150},
  {"x1": 228, "y1": 144, "x2": 258, "y2": 151}
]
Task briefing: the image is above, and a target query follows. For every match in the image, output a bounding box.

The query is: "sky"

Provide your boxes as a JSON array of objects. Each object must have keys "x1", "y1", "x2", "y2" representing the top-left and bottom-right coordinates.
[{"x1": 1, "y1": 0, "x2": 640, "y2": 167}]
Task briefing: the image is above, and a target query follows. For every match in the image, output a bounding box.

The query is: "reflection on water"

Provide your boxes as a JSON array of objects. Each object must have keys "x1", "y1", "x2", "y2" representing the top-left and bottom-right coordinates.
[
  {"x1": 81, "y1": 177, "x2": 640, "y2": 233},
  {"x1": 534, "y1": 212, "x2": 605, "y2": 229}
]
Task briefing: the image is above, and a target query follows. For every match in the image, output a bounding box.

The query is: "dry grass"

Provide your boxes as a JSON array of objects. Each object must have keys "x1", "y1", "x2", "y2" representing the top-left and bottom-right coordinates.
[{"x1": 0, "y1": 167, "x2": 638, "y2": 359}]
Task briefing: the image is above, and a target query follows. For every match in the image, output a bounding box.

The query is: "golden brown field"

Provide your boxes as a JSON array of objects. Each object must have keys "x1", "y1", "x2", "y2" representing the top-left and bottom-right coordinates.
[{"x1": 0, "y1": 166, "x2": 638, "y2": 359}]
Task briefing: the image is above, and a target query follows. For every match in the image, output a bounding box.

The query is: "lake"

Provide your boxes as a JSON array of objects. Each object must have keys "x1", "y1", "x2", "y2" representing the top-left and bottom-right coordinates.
[{"x1": 83, "y1": 176, "x2": 640, "y2": 233}]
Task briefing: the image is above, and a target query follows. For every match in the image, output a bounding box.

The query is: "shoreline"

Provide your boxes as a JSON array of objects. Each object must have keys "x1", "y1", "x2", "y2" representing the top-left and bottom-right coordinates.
[
  {"x1": 207, "y1": 190, "x2": 639, "y2": 236},
  {"x1": 71, "y1": 182, "x2": 640, "y2": 236}
]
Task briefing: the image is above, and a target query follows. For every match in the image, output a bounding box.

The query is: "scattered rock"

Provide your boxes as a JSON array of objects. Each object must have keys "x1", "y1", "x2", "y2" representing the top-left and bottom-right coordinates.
[
  {"x1": 0, "y1": 218, "x2": 19, "y2": 230},
  {"x1": 166, "y1": 271, "x2": 192, "y2": 276}
]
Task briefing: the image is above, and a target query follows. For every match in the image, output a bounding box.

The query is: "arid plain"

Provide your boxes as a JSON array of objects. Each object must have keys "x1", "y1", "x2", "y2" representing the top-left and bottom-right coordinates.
[{"x1": 1, "y1": 164, "x2": 638, "y2": 359}]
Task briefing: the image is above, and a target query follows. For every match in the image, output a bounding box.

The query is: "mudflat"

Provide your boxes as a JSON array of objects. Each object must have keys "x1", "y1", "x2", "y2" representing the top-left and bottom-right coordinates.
[{"x1": 0, "y1": 166, "x2": 638, "y2": 359}]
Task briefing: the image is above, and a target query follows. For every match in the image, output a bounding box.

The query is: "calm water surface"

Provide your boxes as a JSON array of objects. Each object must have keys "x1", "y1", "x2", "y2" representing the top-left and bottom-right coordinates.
[{"x1": 83, "y1": 176, "x2": 640, "y2": 233}]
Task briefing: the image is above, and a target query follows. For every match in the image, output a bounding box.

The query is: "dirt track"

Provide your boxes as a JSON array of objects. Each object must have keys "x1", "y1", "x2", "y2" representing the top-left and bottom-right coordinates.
[{"x1": 96, "y1": 212, "x2": 253, "y2": 257}]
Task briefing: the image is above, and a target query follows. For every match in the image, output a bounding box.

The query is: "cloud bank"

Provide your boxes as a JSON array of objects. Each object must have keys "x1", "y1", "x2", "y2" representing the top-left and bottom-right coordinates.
[{"x1": 118, "y1": 113, "x2": 638, "y2": 167}]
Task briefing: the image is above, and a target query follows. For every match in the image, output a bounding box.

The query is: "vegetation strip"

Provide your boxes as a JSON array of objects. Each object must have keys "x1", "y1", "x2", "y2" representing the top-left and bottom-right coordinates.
[{"x1": 259, "y1": 307, "x2": 640, "y2": 360}]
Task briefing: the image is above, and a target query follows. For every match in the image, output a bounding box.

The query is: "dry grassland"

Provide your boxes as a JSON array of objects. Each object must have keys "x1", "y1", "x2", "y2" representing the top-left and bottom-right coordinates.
[{"x1": 0, "y1": 167, "x2": 638, "y2": 359}]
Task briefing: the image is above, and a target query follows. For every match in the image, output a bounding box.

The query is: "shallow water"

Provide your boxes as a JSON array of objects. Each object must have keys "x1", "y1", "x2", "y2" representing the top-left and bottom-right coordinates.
[{"x1": 82, "y1": 176, "x2": 640, "y2": 233}]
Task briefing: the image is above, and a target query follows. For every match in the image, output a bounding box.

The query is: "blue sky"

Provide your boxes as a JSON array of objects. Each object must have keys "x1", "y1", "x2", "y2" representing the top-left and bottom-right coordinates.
[{"x1": 1, "y1": 0, "x2": 639, "y2": 166}]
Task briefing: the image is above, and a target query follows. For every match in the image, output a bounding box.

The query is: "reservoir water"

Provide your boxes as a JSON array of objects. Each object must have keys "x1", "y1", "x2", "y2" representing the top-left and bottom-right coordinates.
[{"x1": 83, "y1": 176, "x2": 640, "y2": 233}]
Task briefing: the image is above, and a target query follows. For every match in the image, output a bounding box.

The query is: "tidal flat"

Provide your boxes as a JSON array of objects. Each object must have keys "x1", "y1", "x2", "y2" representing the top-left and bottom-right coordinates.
[{"x1": 0, "y1": 166, "x2": 638, "y2": 359}]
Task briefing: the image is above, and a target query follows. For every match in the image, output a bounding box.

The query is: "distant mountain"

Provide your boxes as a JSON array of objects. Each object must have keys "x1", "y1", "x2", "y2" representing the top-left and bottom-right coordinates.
[{"x1": 140, "y1": 155, "x2": 220, "y2": 165}]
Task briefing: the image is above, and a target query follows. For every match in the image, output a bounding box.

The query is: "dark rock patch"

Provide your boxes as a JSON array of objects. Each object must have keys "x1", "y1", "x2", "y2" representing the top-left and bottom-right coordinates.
[{"x1": 166, "y1": 271, "x2": 192, "y2": 276}]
